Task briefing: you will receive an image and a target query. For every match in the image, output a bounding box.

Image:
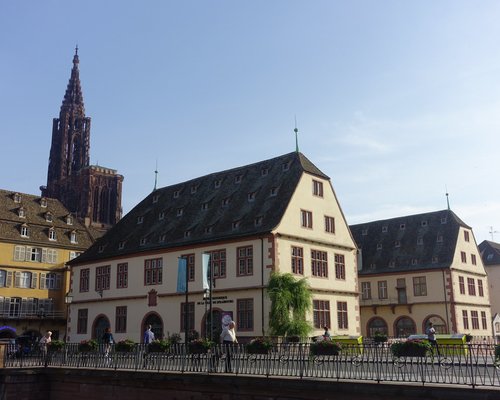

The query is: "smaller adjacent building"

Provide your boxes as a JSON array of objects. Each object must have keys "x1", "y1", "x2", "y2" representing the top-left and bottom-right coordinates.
[
  {"x1": 350, "y1": 209, "x2": 491, "y2": 338},
  {"x1": 478, "y1": 240, "x2": 500, "y2": 339},
  {"x1": 0, "y1": 189, "x2": 93, "y2": 341}
]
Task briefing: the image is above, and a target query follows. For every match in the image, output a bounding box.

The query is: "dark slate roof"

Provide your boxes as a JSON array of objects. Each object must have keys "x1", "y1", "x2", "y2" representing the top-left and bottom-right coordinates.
[
  {"x1": 349, "y1": 209, "x2": 470, "y2": 275},
  {"x1": 72, "y1": 152, "x2": 329, "y2": 264},
  {"x1": 478, "y1": 240, "x2": 500, "y2": 266},
  {"x1": 0, "y1": 189, "x2": 94, "y2": 250}
]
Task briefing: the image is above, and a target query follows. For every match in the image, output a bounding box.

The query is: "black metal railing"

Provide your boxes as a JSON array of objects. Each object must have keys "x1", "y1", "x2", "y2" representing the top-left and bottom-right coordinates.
[{"x1": 3, "y1": 342, "x2": 500, "y2": 388}]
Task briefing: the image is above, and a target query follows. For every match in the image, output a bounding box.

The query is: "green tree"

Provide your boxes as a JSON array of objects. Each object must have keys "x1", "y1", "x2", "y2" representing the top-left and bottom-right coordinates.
[{"x1": 267, "y1": 272, "x2": 313, "y2": 339}]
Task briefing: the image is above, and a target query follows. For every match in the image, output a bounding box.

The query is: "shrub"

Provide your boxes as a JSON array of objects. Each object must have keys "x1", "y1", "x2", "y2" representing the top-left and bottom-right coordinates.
[
  {"x1": 390, "y1": 340, "x2": 431, "y2": 357},
  {"x1": 48, "y1": 340, "x2": 65, "y2": 351},
  {"x1": 285, "y1": 335, "x2": 301, "y2": 343},
  {"x1": 310, "y1": 340, "x2": 341, "y2": 356},
  {"x1": 188, "y1": 338, "x2": 214, "y2": 354},
  {"x1": 187, "y1": 329, "x2": 199, "y2": 342},
  {"x1": 246, "y1": 337, "x2": 274, "y2": 354},
  {"x1": 78, "y1": 339, "x2": 98, "y2": 352},
  {"x1": 168, "y1": 333, "x2": 182, "y2": 344},
  {"x1": 373, "y1": 332, "x2": 388, "y2": 343},
  {"x1": 147, "y1": 339, "x2": 170, "y2": 353},
  {"x1": 115, "y1": 339, "x2": 136, "y2": 352}
]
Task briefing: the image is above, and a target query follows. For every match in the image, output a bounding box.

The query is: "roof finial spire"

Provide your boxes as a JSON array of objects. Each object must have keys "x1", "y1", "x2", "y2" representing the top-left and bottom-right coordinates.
[
  {"x1": 294, "y1": 115, "x2": 299, "y2": 153},
  {"x1": 154, "y1": 159, "x2": 159, "y2": 191},
  {"x1": 75, "y1": 44, "x2": 78, "y2": 55},
  {"x1": 445, "y1": 186, "x2": 450, "y2": 210}
]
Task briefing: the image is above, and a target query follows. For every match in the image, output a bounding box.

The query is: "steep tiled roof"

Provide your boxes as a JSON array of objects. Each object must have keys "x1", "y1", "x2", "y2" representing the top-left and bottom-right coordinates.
[
  {"x1": 0, "y1": 189, "x2": 93, "y2": 250},
  {"x1": 478, "y1": 240, "x2": 500, "y2": 266},
  {"x1": 350, "y1": 209, "x2": 469, "y2": 275},
  {"x1": 72, "y1": 152, "x2": 329, "y2": 264}
]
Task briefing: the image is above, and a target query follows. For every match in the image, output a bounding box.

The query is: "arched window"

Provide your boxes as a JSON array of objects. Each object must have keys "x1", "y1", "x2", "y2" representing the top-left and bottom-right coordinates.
[
  {"x1": 394, "y1": 317, "x2": 416, "y2": 337},
  {"x1": 142, "y1": 313, "x2": 163, "y2": 342},
  {"x1": 93, "y1": 315, "x2": 111, "y2": 342},
  {"x1": 367, "y1": 317, "x2": 388, "y2": 337},
  {"x1": 423, "y1": 315, "x2": 447, "y2": 334}
]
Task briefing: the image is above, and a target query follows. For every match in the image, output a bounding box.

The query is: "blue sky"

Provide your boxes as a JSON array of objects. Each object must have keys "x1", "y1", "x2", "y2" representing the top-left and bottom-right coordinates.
[{"x1": 2, "y1": 1, "x2": 500, "y2": 243}]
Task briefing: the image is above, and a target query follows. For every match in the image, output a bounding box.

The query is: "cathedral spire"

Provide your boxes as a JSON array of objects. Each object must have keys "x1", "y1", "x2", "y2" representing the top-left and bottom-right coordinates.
[{"x1": 61, "y1": 46, "x2": 85, "y2": 113}]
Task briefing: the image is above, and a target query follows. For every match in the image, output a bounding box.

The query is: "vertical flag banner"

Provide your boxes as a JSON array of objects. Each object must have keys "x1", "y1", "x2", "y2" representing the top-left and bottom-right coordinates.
[
  {"x1": 177, "y1": 257, "x2": 187, "y2": 293},
  {"x1": 202, "y1": 253, "x2": 210, "y2": 290}
]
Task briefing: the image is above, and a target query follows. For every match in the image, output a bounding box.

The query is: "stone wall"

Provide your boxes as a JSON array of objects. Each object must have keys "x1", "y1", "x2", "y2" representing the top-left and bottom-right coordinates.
[{"x1": 1, "y1": 369, "x2": 499, "y2": 400}]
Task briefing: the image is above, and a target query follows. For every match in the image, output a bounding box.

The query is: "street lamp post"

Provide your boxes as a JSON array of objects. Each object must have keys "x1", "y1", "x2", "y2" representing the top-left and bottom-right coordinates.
[{"x1": 64, "y1": 292, "x2": 73, "y2": 342}]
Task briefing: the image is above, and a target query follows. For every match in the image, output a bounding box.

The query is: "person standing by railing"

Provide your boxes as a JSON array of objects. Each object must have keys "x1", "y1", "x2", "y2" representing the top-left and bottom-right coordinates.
[
  {"x1": 426, "y1": 322, "x2": 440, "y2": 356},
  {"x1": 220, "y1": 321, "x2": 238, "y2": 372}
]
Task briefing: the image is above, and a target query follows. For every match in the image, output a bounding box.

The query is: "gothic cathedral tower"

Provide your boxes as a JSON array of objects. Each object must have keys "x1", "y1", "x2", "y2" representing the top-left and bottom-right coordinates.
[{"x1": 42, "y1": 48, "x2": 123, "y2": 233}]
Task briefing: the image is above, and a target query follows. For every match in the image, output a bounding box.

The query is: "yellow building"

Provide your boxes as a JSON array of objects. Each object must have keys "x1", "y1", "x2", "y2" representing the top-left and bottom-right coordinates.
[
  {"x1": 350, "y1": 210, "x2": 492, "y2": 339},
  {"x1": 68, "y1": 152, "x2": 360, "y2": 342},
  {"x1": 478, "y1": 240, "x2": 500, "y2": 339},
  {"x1": 0, "y1": 189, "x2": 94, "y2": 341}
]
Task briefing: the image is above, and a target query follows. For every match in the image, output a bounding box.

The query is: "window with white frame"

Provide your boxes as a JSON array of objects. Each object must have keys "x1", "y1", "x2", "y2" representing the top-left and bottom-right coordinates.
[
  {"x1": 16, "y1": 271, "x2": 32, "y2": 288},
  {"x1": 301, "y1": 210, "x2": 313, "y2": 228},
  {"x1": 70, "y1": 231, "x2": 77, "y2": 243},
  {"x1": 0, "y1": 270, "x2": 6, "y2": 287},
  {"x1": 361, "y1": 282, "x2": 371, "y2": 300},
  {"x1": 48, "y1": 228, "x2": 56, "y2": 241},
  {"x1": 312, "y1": 180, "x2": 324, "y2": 197},
  {"x1": 14, "y1": 245, "x2": 26, "y2": 261},
  {"x1": 20, "y1": 225, "x2": 29, "y2": 238}
]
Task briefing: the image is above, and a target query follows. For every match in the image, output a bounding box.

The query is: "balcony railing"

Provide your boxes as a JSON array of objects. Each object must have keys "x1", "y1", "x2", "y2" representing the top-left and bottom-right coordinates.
[{"x1": 0, "y1": 310, "x2": 66, "y2": 319}]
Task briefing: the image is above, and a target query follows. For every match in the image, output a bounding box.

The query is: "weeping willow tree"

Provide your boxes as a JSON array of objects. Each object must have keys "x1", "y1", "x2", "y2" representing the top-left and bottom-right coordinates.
[{"x1": 267, "y1": 272, "x2": 313, "y2": 339}]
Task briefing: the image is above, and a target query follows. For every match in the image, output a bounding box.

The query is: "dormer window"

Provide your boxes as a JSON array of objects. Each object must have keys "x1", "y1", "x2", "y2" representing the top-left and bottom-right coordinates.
[
  {"x1": 487, "y1": 253, "x2": 494, "y2": 261},
  {"x1": 98, "y1": 245, "x2": 105, "y2": 253},
  {"x1": 20, "y1": 224, "x2": 29, "y2": 238},
  {"x1": 254, "y1": 216, "x2": 263, "y2": 226},
  {"x1": 362, "y1": 229, "x2": 368, "y2": 236},
  {"x1": 184, "y1": 230, "x2": 191, "y2": 238},
  {"x1": 201, "y1": 202, "x2": 209, "y2": 211},
  {"x1": 247, "y1": 192, "x2": 256, "y2": 202},
  {"x1": 441, "y1": 217, "x2": 447, "y2": 224},
  {"x1": 40, "y1": 198, "x2": 48, "y2": 208},
  {"x1": 137, "y1": 216, "x2": 144, "y2": 224},
  {"x1": 232, "y1": 220, "x2": 241, "y2": 230},
  {"x1": 437, "y1": 235, "x2": 443, "y2": 243},
  {"x1": 222, "y1": 198, "x2": 230, "y2": 207},
  {"x1": 45, "y1": 212, "x2": 53, "y2": 222},
  {"x1": 234, "y1": 174, "x2": 242, "y2": 184},
  {"x1": 395, "y1": 240, "x2": 401, "y2": 248},
  {"x1": 173, "y1": 190, "x2": 180, "y2": 199},
  {"x1": 261, "y1": 168, "x2": 269, "y2": 176},
  {"x1": 18, "y1": 207, "x2": 26, "y2": 218},
  {"x1": 177, "y1": 208, "x2": 183, "y2": 217},
  {"x1": 432, "y1": 256, "x2": 438, "y2": 263},
  {"x1": 159, "y1": 234, "x2": 166, "y2": 243},
  {"x1": 66, "y1": 215, "x2": 73, "y2": 225},
  {"x1": 48, "y1": 228, "x2": 56, "y2": 241},
  {"x1": 205, "y1": 226, "x2": 213, "y2": 234},
  {"x1": 417, "y1": 237, "x2": 424, "y2": 245},
  {"x1": 370, "y1": 263, "x2": 376, "y2": 269},
  {"x1": 400, "y1": 223, "x2": 405, "y2": 230},
  {"x1": 214, "y1": 179, "x2": 222, "y2": 188},
  {"x1": 388, "y1": 261, "x2": 395, "y2": 268},
  {"x1": 191, "y1": 185, "x2": 198, "y2": 194},
  {"x1": 270, "y1": 187, "x2": 278, "y2": 196},
  {"x1": 70, "y1": 231, "x2": 77, "y2": 244},
  {"x1": 421, "y1": 220, "x2": 428, "y2": 227},
  {"x1": 152, "y1": 195, "x2": 159, "y2": 203},
  {"x1": 118, "y1": 241, "x2": 126, "y2": 250},
  {"x1": 377, "y1": 243, "x2": 382, "y2": 250},
  {"x1": 382, "y1": 226, "x2": 388, "y2": 233},
  {"x1": 411, "y1": 258, "x2": 418, "y2": 265},
  {"x1": 159, "y1": 211, "x2": 165, "y2": 220},
  {"x1": 140, "y1": 237, "x2": 147, "y2": 246},
  {"x1": 282, "y1": 162, "x2": 291, "y2": 171},
  {"x1": 14, "y1": 193, "x2": 21, "y2": 203}
]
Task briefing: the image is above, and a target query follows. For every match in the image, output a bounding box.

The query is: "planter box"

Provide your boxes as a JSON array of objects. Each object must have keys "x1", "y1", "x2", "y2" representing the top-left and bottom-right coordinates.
[{"x1": 311, "y1": 347, "x2": 340, "y2": 356}]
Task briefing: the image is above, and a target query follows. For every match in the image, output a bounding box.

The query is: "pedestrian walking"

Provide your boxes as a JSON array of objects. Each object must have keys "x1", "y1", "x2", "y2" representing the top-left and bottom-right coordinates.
[{"x1": 426, "y1": 322, "x2": 440, "y2": 356}]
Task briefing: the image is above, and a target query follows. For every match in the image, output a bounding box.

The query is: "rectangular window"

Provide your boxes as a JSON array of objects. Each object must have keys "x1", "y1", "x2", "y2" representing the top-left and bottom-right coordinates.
[
  {"x1": 337, "y1": 301, "x2": 348, "y2": 330},
  {"x1": 237, "y1": 246, "x2": 253, "y2": 276},
  {"x1": 313, "y1": 300, "x2": 330, "y2": 329},
  {"x1": 413, "y1": 276, "x2": 427, "y2": 296},
  {"x1": 115, "y1": 306, "x2": 127, "y2": 333},
  {"x1": 291, "y1": 246, "x2": 304, "y2": 275},
  {"x1": 180, "y1": 254, "x2": 196, "y2": 281},
  {"x1": 361, "y1": 282, "x2": 371, "y2": 300},
  {"x1": 459, "y1": 276, "x2": 465, "y2": 294},
  {"x1": 80, "y1": 269, "x2": 89, "y2": 292},
  {"x1": 324, "y1": 216, "x2": 335, "y2": 234},
  {"x1": 462, "y1": 310, "x2": 469, "y2": 330},
  {"x1": 334, "y1": 253, "x2": 345, "y2": 280},
  {"x1": 467, "y1": 278, "x2": 476, "y2": 296},
  {"x1": 144, "y1": 258, "x2": 163, "y2": 285},
  {"x1": 378, "y1": 281, "x2": 388, "y2": 299},
  {"x1": 237, "y1": 298, "x2": 254, "y2": 331},
  {"x1": 478, "y1": 279, "x2": 484, "y2": 297},
  {"x1": 464, "y1": 231, "x2": 470, "y2": 242},
  {"x1": 0, "y1": 270, "x2": 5, "y2": 287},
  {"x1": 14, "y1": 245, "x2": 26, "y2": 261},
  {"x1": 117, "y1": 263, "x2": 128, "y2": 289},
  {"x1": 313, "y1": 180, "x2": 324, "y2": 197},
  {"x1": 301, "y1": 210, "x2": 313, "y2": 228},
  {"x1": 471, "y1": 310, "x2": 479, "y2": 329},
  {"x1": 461, "y1": 251, "x2": 467, "y2": 263},
  {"x1": 208, "y1": 249, "x2": 226, "y2": 279},
  {"x1": 180, "y1": 302, "x2": 195, "y2": 332},
  {"x1": 481, "y1": 311, "x2": 487, "y2": 330},
  {"x1": 95, "y1": 265, "x2": 111, "y2": 292},
  {"x1": 471, "y1": 254, "x2": 477, "y2": 265},
  {"x1": 311, "y1": 250, "x2": 328, "y2": 278},
  {"x1": 77, "y1": 309, "x2": 88, "y2": 334}
]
